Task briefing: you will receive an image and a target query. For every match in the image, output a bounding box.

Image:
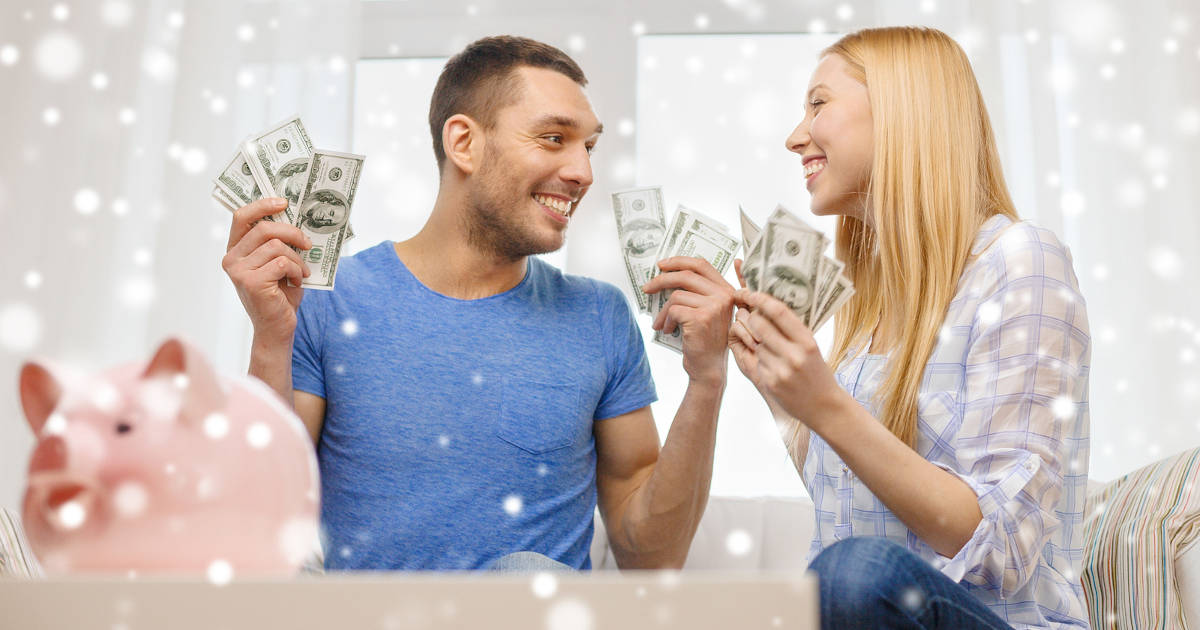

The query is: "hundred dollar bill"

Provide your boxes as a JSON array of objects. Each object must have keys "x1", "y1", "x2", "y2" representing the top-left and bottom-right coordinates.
[
  {"x1": 293, "y1": 149, "x2": 364, "y2": 291},
  {"x1": 653, "y1": 229, "x2": 737, "y2": 353},
  {"x1": 812, "y1": 273, "x2": 855, "y2": 332},
  {"x1": 738, "y1": 206, "x2": 760, "y2": 261},
  {"x1": 612, "y1": 187, "x2": 667, "y2": 313},
  {"x1": 211, "y1": 186, "x2": 239, "y2": 212},
  {"x1": 652, "y1": 205, "x2": 739, "y2": 316},
  {"x1": 761, "y1": 219, "x2": 825, "y2": 321},
  {"x1": 214, "y1": 150, "x2": 273, "y2": 213},
  {"x1": 809, "y1": 255, "x2": 845, "y2": 327},
  {"x1": 241, "y1": 115, "x2": 314, "y2": 225}
]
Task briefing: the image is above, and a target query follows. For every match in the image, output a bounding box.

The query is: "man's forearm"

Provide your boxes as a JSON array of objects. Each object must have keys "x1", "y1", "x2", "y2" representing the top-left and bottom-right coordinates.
[
  {"x1": 622, "y1": 376, "x2": 725, "y2": 568},
  {"x1": 248, "y1": 333, "x2": 295, "y2": 408}
]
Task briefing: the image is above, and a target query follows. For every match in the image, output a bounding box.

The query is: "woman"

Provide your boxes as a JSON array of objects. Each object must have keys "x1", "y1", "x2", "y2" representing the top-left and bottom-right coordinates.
[{"x1": 729, "y1": 27, "x2": 1090, "y2": 629}]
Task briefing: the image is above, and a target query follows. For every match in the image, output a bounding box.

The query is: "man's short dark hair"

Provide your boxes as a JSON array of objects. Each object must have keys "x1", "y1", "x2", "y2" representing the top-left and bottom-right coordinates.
[{"x1": 428, "y1": 35, "x2": 588, "y2": 172}]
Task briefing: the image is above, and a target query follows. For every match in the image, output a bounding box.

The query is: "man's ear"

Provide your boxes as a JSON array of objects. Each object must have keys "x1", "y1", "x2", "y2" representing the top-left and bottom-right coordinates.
[{"x1": 443, "y1": 114, "x2": 481, "y2": 176}]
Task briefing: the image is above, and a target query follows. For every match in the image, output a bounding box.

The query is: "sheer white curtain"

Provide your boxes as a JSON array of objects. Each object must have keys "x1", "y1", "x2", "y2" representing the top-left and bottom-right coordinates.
[{"x1": 0, "y1": 0, "x2": 361, "y2": 509}]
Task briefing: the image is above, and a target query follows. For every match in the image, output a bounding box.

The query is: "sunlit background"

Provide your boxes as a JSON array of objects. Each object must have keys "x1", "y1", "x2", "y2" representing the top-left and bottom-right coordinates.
[{"x1": 2, "y1": 0, "x2": 1199, "y2": 511}]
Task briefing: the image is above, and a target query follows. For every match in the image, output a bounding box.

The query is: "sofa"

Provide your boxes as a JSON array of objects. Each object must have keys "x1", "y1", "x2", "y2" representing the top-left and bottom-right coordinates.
[{"x1": 591, "y1": 448, "x2": 1200, "y2": 629}]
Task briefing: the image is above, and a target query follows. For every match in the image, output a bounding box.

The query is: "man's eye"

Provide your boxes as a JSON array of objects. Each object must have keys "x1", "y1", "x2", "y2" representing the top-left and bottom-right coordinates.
[{"x1": 544, "y1": 135, "x2": 564, "y2": 144}]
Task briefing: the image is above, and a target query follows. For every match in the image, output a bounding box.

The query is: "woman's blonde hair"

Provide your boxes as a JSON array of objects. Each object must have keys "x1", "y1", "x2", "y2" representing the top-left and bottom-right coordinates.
[{"x1": 824, "y1": 27, "x2": 1019, "y2": 448}]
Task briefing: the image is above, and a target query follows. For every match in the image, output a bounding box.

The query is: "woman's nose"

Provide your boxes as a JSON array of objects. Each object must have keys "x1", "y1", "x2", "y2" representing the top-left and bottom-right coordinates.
[{"x1": 785, "y1": 121, "x2": 809, "y2": 154}]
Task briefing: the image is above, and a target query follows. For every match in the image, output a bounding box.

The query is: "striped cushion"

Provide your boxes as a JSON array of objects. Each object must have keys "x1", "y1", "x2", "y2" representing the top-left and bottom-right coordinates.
[
  {"x1": 1081, "y1": 447, "x2": 1200, "y2": 629},
  {"x1": 0, "y1": 508, "x2": 43, "y2": 578}
]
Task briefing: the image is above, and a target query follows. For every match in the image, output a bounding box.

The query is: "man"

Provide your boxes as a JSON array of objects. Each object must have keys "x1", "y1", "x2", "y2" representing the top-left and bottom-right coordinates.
[{"x1": 222, "y1": 36, "x2": 734, "y2": 571}]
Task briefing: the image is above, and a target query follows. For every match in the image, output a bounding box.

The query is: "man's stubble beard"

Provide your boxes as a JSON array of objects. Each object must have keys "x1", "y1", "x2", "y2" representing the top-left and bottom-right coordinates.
[{"x1": 462, "y1": 145, "x2": 566, "y2": 262}]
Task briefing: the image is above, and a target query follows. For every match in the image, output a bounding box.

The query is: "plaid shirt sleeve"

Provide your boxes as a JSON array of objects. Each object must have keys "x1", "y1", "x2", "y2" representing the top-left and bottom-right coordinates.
[{"x1": 934, "y1": 222, "x2": 1092, "y2": 597}]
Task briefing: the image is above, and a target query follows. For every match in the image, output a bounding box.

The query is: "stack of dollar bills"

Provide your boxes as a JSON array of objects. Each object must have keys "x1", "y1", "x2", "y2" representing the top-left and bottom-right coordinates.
[
  {"x1": 612, "y1": 186, "x2": 740, "y2": 353},
  {"x1": 739, "y1": 204, "x2": 855, "y2": 332},
  {"x1": 211, "y1": 115, "x2": 364, "y2": 291}
]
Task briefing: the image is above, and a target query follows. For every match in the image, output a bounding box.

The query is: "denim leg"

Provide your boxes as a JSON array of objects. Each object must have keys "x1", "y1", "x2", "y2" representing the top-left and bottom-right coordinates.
[
  {"x1": 809, "y1": 537, "x2": 1013, "y2": 630},
  {"x1": 488, "y1": 551, "x2": 574, "y2": 572}
]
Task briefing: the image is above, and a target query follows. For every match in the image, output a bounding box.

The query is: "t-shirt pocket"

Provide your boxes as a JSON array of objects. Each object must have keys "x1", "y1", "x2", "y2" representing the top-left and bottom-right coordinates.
[{"x1": 497, "y1": 378, "x2": 586, "y2": 455}]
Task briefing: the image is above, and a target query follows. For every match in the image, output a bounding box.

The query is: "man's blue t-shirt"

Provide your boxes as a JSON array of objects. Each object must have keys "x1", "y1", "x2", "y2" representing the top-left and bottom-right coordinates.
[{"x1": 291, "y1": 241, "x2": 657, "y2": 570}]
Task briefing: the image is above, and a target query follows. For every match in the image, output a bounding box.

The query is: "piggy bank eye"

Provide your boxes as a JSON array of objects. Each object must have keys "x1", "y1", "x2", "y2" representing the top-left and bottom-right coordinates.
[{"x1": 115, "y1": 421, "x2": 133, "y2": 435}]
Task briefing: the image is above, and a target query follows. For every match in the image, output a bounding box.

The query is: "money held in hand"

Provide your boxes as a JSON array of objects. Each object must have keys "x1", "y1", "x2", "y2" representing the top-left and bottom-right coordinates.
[{"x1": 212, "y1": 115, "x2": 362, "y2": 289}]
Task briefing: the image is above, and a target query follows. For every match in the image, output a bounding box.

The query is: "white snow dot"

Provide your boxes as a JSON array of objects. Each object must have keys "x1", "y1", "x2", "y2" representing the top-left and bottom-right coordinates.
[
  {"x1": 42, "y1": 107, "x2": 61, "y2": 127},
  {"x1": 471, "y1": 372, "x2": 484, "y2": 386},
  {"x1": 333, "y1": 364, "x2": 345, "y2": 375},
  {"x1": 694, "y1": 13, "x2": 709, "y2": 29},
  {"x1": 1052, "y1": 396, "x2": 1074, "y2": 419},
  {"x1": 1048, "y1": 62, "x2": 1075, "y2": 93},
  {"x1": 1025, "y1": 29, "x2": 1040, "y2": 44},
  {"x1": 466, "y1": 5, "x2": 478, "y2": 16},
  {"x1": 978, "y1": 301, "x2": 1001, "y2": 325},
  {"x1": 43, "y1": 413, "x2": 68, "y2": 436},
  {"x1": 91, "y1": 72, "x2": 108, "y2": 90},
  {"x1": 113, "y1": 482, "x2": 149, "y2": 518},
  {"x1": 0, "y1": 302, "x2": 43, "y2": 351},
  {"x1": 836, "y1": 4, "x2": 854, "y2": 20},
  {"x1": 58, "y1": 501, "x2": 86, "y2": 529},
  {"x1": 1148, "y1": 247, "x2": 1182, "y2": 279},
  {"x1": 1164, "y1": 38, "x2": 1179, "y2": 54},
  {"x1": 1099, "y1": 64, "x2": 1116, "y2": 80},
  {"x1": 566, "y1": 34, "x2": 585, "y2": 53},
  {"x1": 278, "y1": 518, "x2": 317, "y2": 565},
  {"x1": 438, "y1": 435, "x2": 450, "y2": 448},
  {"x1": 920, "y1": 0, "x2": 937, "y2": 12},
  {"x1": 631, "y1": 21, "x2": 646, "y2": 36},
  {"x1": 1092, "y1": 264, "x2": 1108, "y2": 280},
  {"x1": 900, "y1": 586, "x2": 925, "y2": 611},
  {"x1": 1117, "y1": 180, "x2": 1144, "y2": 208},
  {"x1": 132, "y1": 248, "x2": 152, "y2": 266},
  {"x1": 73, "y1": 188, "x2": 100, "y2": 215},
  {"x1": 236, "y1": 24, "x2": 255, "y2": 42},
  {"x1": 531, "y1": 572, "x2": 558, "y2": 598},
  {"x1": 142, "y1": 47, "x2": 176, "y2": 82},
  {"x1": 1109, "y1": 38, "x2": 1125, "y2": 54},
  {"x1": 91, "y1": 382, "x2": 121, "y2": 412},
  {"x1": 166, "y1": 11, "x2": 184, "y2": 29},
  {"x1": 546, "y1": 597, "x2": 593, "y2": 630},
  {"x1": 118, "y1": 108, "x2": 136, "y2": 125},
  {"x1": 236, "y1": 69, "x2": 255, "y2": 88},
  {"x1": 209, "y1": 96, "x2": 227, "y2": 114},
  {"x1": 503, "y1": 495, "x2": 523, "y2": 516},
  {"x1": 617, "y1": 118, "x2": 635, "y2": 137},
  {"x1": 35, "y1": 32, "x2": 83, "y2": 81},
  {"x1": 52, "y1": 4, "x2": 70, "y2": 21},
  {"x1": 537, "y1": 464, "x2": 549, "y2": 476},
  {"x1": 207, "y1": 559, "x2": 233, "y2": 585},
  {"x1": 204, "y1": 412, "x2": 230, "y2": 439},
  {"x1": 180, "y1": 147, "x2": 208, "y2": 174},
  {"x1": 725, "y1": 529, "x2": 753, "y2": 556},
  {"x1": 808, "y1": 19, "x2": 828, "y2": 33},
  {"x1": 1, "y1": 45, "x2": 20, "y2": 66},
  {"x1": 1045, "y1": 171, "x2": 1060, "y2": 188},
  {"x1": 246, "y1": 422, "x2": 272, "y2": 449},
  {"x1": 100, "y1": 0, "x2": 134, "y2": 27},
  {"x1": 1061, "y1": 190, "x2": 1086, "y2": 216},
  {"x1": 341, "y1": 319, "x2": 359, "y2": 336},
  {"x1": 24, "y1": 270, "x2": 43, "y2": 289},
  {"x1": 339, "y1": 546, "x2": 352, "y2": 558},
  {"x1": 685, "y1": 56, "x2": 704, "y2": 74},
  {"x1": 1181, "y1": 348, "x2": 1195, "y2": 364}
]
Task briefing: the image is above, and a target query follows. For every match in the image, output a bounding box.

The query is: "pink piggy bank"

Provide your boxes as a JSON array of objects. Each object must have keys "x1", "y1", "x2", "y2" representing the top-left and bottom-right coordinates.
[{"x1": 18, "y1": 337, "x2": 320, "y2": 576}]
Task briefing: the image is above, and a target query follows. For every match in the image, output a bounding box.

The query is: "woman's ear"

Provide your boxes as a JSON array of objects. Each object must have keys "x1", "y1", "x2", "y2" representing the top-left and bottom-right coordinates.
[{"x1": 443, "y1": 114, "x2": 480, "y2": 176}]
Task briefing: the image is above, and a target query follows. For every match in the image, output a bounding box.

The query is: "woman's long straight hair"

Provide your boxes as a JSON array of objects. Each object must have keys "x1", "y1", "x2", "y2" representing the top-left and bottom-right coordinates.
[{"x1": 824, "y1": 27, "x2": 1019, "y2": 448}]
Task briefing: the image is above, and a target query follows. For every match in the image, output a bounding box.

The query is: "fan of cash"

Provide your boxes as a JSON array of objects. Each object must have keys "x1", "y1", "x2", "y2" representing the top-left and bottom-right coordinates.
[
  {"x1": 612, "y1": 186, "x2": 854, "y2": 354},
  {"x1": 211, "y1": 115, "x2": 364, "y2": 291}
]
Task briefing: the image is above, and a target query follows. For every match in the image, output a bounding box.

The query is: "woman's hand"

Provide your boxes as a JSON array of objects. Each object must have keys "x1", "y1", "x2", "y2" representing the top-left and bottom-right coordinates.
[{"x1": 732, "y1": 288, "x2": 848, "y2": 431}]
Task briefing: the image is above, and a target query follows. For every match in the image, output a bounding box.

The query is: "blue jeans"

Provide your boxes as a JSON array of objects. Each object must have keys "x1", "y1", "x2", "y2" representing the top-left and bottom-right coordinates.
[
  {"x1": 809, "y1": 537, "x2": 1013, "y2": 630},
  {"x1": 488, "y1": 551, "x2": 573, "y2": 572}
]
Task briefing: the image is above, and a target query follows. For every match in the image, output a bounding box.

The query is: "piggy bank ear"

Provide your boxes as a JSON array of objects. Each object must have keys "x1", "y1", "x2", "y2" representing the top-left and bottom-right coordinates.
[
  {"x1": 143, "y1": 338, "x2": 226, "y2": 428},
  {"x1": 19, "y1": 362, "x2": 62, "y2": 434}
]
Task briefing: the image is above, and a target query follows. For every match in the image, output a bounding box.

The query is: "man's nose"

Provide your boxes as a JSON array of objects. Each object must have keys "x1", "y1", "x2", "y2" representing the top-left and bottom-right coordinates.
[{"x1": 561, "y1": 144, "x2": 594, "y2": 189}]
